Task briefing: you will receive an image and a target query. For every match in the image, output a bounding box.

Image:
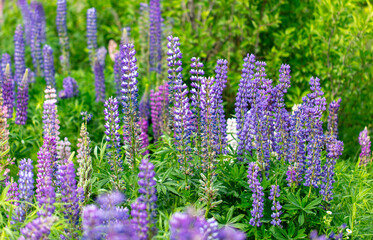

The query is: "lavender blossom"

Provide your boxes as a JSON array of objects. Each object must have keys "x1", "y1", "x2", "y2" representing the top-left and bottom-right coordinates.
[
  {"x1": 87, "y1": 8, "x2": 97, "y2": 68},
  {"x1": 59, "y1": 76, "x2": 79, "y2": 98},
  {"x1": 131, "y1": 200, "x2": 149, "y2": 240},
  {"x1": 19, "y1": 216, "x2": 58, "y2": 240},
  {"x1": 120, "y1": 43, "x2": 142, "y2": 169},
  {"x1": 82, "y1": 205, "x2": 105, "y2": 240},
  {"x1": 94, "y1": 60, "x2": 106, "y2": 102},
  {"x1": 17, "y1": 0, "x2": 32, "y2": 45},
  {"x1": 320, "y1": 139, "x2": 343, "y2": 201},
  {"x1": 97, "y1": 46, "x2": 107, "y2": 68},
  {"x1": 328, "y1": 99, "x2": 341, "y2": 138},
  {"x1": 247, "y1": 162, "x2": 264, "y2": 227},
  {"x1": 30, "y1": 5, "x2": 43, "y2": 76},
  {"x1": 43, "y1": 45, "x2": 55, "y2": 88},
  {"x1": 6, "y1": 179, "x2": 19, "y2": 207},
  {"x1": 14, "y1": 24, "x2": 26, "y2": 84},
  {"x1": 150, "y1": 84, "x2": 169, "y2": 141},
  {"x1": 169, "y1": 211, "x2": 205, "y2": 240},
  {"x1": 15, "y1": 69, "x2": 30, "y2": 125},
  {"x1": 3, "y1": 64, "x2": 14, "y2": 118},
  {"x1": 14, "y1": 158, "x2": 34, "y2": 222},
  {"x1": 166, "y1": 35, "x2": 183, "y2": 107},
  {"x1": 214, "y1": 59, "x2": 228, "y2": 154},
  {"x1": 56, "y1": 0, "x2": 70, "y2": 73},
  {"x1": 139, "y1": 117, "x2": 149, "y2": 155},
  {"x1": 1, "y1": 53, "x2": 11, "y2": 74},
  {"x1": 149, "y1": 0, "x2": 162, "y2": 73},
  {"x1": 359, "y1": 127, "x2": 371, "y2": 165},
  {"x1": 304, "y1": 134, "x2": 323, "y2": 189},
  {"x1": 30, "y1": 1, "x2": 46, "y2": 43},
  {"x1": 269, "y1": 185, "x2": 282, "y2": 226}
]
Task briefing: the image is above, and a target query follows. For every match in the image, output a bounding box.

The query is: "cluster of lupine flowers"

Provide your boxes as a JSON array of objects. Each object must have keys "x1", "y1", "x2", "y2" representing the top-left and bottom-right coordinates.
[{"x1": 1, "y1": 0, "x2": 363, "y2": 239}]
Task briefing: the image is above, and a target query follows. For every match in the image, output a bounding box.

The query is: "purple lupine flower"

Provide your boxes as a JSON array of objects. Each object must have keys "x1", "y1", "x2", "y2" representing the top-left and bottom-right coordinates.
[
  {"x1": 30, "y1": 1, "x2": 46, "y2": 43},
  {"x1": 15, "y1": 69, "x2": 30, "y2": 125},
  {"x1": 14, "y1": 159, "x2": 34, "y2": 222},
  {"x1": 97, "y1": 46, "x2": 107, "y2": 68},
  {"x1": 169, "y1": 210, "x2": 206, "y2": 240},
  {"x1": 57, "y1": 137, "x2": 71, "y2": 166},
  {"x1": 114, "y1": 53, "x2": 121, "y2": 98},
  {"x1": 214, "y1": 59, "x2": 228, "y2": 154},
  {"x1": 235, "y1": 54, "x2": 255, "y2": 160},
  {"x1": 167, "y1": 36, "x2": 193, "y2": 175},
  {"x1": 97, "y1": 191, "x2": 129, "y2": 226},
  {"x1": 247, "y1": 162, "x2": 264, "y2": 227},
  {"x1": 150, "y1": 84, "x2": 169, "y2": 141},
  {"x1": 1, "y1": 53, "x2": 11, "y2": 74},
  {"x1": 87, "y1": 8, "x2": 97, "y2": 68},
  {"x1": 56, "y1": 0, "x2": 70, "y2": 73},
  {"x1": 201, "y1": 218, "x2": 219, "y2": 239},
  {"x1": 2, "y1": 64, "x2": 15, "y2": 118},
  {"x1": 106, "y1": 221, "x2": 138, "y2": 240},
  {"x1": 19, "y1": 216, "x2": 58, "y2": 240},
  {"x1": 17, "y1": 0, "x2": 32, "y2": 45},
  {"x1": 104, "y1": 97, "x2": 122, "y2": 188},
  {"x1": 131, "y1": 200, "x2": 149, "y2": 240},
  {"x1": 30, "y1": 5, "x2": 43, "y2": 76},
  {"x1": 359, "y1": 127, "x2": 371, "y2": 165},
  {"x1": 14, "y1": 24, "x2": 26, "y2": 85},
  {"x1": 120, "y1": 43, "x2": 142, "y2": 169},
  {"x1": 137, "y1": 158, "x2": 157, "y2": 225},
  {"x1": 304, "y1": 135, "x2": 323, "y2": 189},
  {"x1": 43, "y1": 45, "x2": 55, "y2": 88},
  {"x1": 328, "y1": 99, "x2": 341, "y2": 138},
  {"x1": 82, "y1": 205, "x2": 104, "y2": 240},
  {"x1": 200, "y1": 76, "x2": 218, "y2": 173},
  {"x1": 218, "y1": 226, "x2": 247, "y2": 240},
  {"x1": 94, "y1": 59, "x2": 106, "y2": 102},
  {"x1": 6, "y1": 179, "x2": 19, "y2": 207},
  {"x1": 320, "y1": 139, "x2": 343, "y2": 201},
  {"x1": 309, "y1": 230, "x2": 327, "y2": 240},
  {"x1": 286, "y1": 166, "x2": 297, "y2": 187},
  {"x1": 59, "y1": 76, "x2": 79, "y2": 98},
  {"x1": 269, "y1": 185, "x2": 282, "y2": 226},
  {"x1": 139, "y1": 117, "x2": 149, "y2": 155},
  {"x1": 57, "y1": 161, "x2": 80, "y2": 229},
  {"x1": 149, "y1": 0, "x2": 162, "y2": 73}
]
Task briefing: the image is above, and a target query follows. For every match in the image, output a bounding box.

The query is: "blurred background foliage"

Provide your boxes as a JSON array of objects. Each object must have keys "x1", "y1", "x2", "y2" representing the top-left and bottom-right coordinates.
[{"x1": 0, "y1": 0, "x2": 372, "y2": 159}]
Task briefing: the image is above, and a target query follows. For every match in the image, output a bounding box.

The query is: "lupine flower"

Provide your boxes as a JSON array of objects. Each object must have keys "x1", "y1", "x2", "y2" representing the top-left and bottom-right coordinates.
[
  {"x1": 358, "y1": 127, "x2": 371, "y2": 165},
  {"x1": 149, "y1": 0, "x2": 162, "y2": 73},
  {"x1": 247, "y1": 162, "x2": 264, "y2": 227},
  {"x1": 269, "y1": 185, "x2": 282, "y2": 226},
  {"x1": 139, "y1": 117, "x2": 149, "y2": 155},
  {"x1": 320, "y1": 139, "x2": 343, "y2": 201},
  {"x1": 14, "y1": 24, "x2": 26, "y2": 85},
  {"x1": 328, "y1": 99, "x2": 341, "y2": 138},
  {"x1": 17, "y1": 0, "x2": 32, "y2": 45},
  {"x1": 59, "y1": 76, "x2": 79, "y2": 98},
  {"x1": 226, "y1": 118, "x2": 238, "y2": 153},
  {"x1": 19, "y1": 216, "x2": 58, "y2": 240},
  {"x1": 30, "y1": 1, "x2": 46, "y2": 42},
  {"x1": 309, "y1": 230, "x2": 327, "y2": 240},
  {"x1": 97, "y1": 46, "x2": 107, "y2": 68},
  {"x1": 150, "y1": 84, "x2": 169, "y2": 141},
  {"x1": 104, "y1": 97, "x2": 122, "y2": 188},
  {"x1": 120, "y1": 43, "x2": 142, "y2": 169},
  {"x1": 43, "y1": 45, "x2": 55, "y2": 88},
  {"x1": 137, "y1": 158, "x2": 157, "y2": 226},
  {"x1": 1, "y1": 53, "x2": 12, "y2": 74},
  {"x1": 87, "y1": 8, "x2": 97, "y2": 68},
  {"x1": 218, "y1": 226, "x2": 247, "y2": 240},
  {"x1": 82, "y1": 205, "x2": 104, "y2": 240},
  {"x1": 6, "y1": 179, "x2": 19, "y2": 207},
  {"x1": 3, "y1": 64, "x2": 15, "y2": 118},
  {"x1": 14, "y1": 158, "x2": 34, "y2": 222},
  {"x1": 57, "y1": 137, "x2": 71, "y2": 166},
  {"x1": 94, "y1": 59, "x2": 106, "y2": 102},
  {"x1": 131, "y1": 199, "x2": 148, "y2": 240},
  {"x1": 0, "y1": 87, "x2": 11, "y2": 179},
  {"x1": 56, "y1": 0, "x2": 70, "y2": 73},
  {"x1": 57, "y1": 161, "x2": 81, "y2": 231},
  {"x1": 214, "y1": 59, "x2": 228, "y2": 154},
  {"x1": 77, "y1": 114, "x2": 93, "y2": 205},
  {"x1": 15, "y1": 69, "x2": 30, "y2": 125},
  {"x1": 167, "y1": 36, "x2": 193, "y2": 175},
  {"x1": 30, "y1": 4, "x2": 43, "y2": 76}
]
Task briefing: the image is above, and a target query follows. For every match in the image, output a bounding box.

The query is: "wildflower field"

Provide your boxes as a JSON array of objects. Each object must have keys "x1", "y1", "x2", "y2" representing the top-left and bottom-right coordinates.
[{"x1": 0, "y1": 0, "x2": 373, "y2": 239}]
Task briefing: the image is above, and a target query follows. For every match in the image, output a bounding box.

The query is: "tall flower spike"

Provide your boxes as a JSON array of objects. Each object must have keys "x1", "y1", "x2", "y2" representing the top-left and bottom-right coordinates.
[
  {"x1": 96, "y1": 46, "x2": 107, "y2": 68},
  {"x1": 30, "y1": 2, "x2": 46, "y2": 43},
  {"x1": 149, "y1": 0, "x2": 162, "y2": 73},
  {"x1": 139, "y1": 117, "x2": 149, "y2": 155},
  {"x1": 328, "y1": 99, "x2": 341, "y2": 139},
  {"x1": 104, "y1": 97, "x2": 122, "y2": 188},
  {"x1": 30, "y1": 5, "x2": 43, "y2": 76},
  {"x1": 166, "y1": 35, "x2": 183, "y2": 108},
  {"x1": 214, "y1": 59, "x2": 228, "y2": 154},
  {"x1": 269, "y1": 185, "x2": 282, "y2": 226},
  {"x1": 247, "y1": 162, "x2": 264, "y2": 227},
  {"x1": 17, "y1": 0, "x2": 32, "y2": 45},
  {"x1": 358, "y1": 127, "x2": 371, "y2": 165},
  {"x1": 131, "y1": 199, "x2": 148, "y2": 240},
  {"x1": 15, "y1": 69, "x2": 30, "y2": 125},
  {"x1": 1, "y1": 53, "x2": 12, "y2": 74},
  {"x1": 59, "y1": 77, "x2": 79, "y2": 99},
  {"x1": 57, "y1": 137, "x2": 71, "y2": 166},
  {"x1": 320, "y1": 139, "x2": 343, "y2": 201},
  {"x1": 94, "y1": 59, "x2": 106, "y2": 102},
  {"x1": 87, "y1": 8, "x2": 97, "y2": 68},
  {"x1": 3, "y1": 64, "x2": 15, "y2": 119},
  {"x1": 56, "y1": 0, "x2": 70, "y2": 73},
  {"x1": 120, "y1": 43, "x2": 142, "y2": 170},
  {"x1": 14, "y1": 24, "x2": 26, "y2": 85},
  {"x1": 43, "y1": 45, "x2": 56, "y2": 88},
  {"x1": 19, "y1": 216, "x2": 58, "y2": 240},
  {"x1": 14, "y1": 159, "x2": 34, "y2": 222}
]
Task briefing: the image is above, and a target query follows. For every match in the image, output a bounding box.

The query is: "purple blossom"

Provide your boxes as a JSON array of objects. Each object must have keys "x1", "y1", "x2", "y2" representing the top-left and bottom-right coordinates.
[
  {"x1": 6, "y1": 180, "x2": 19, "y2": 207},
  {"x1": 14, "y1": 158, "x2": 34, "y2": 222},
  {"x1": 14, "y1": 24, "x2": 26, "y2": 85},
  {"x1": 43, "y1": 45, "x2": 55, "y2": 88},
  {"x1": 1, "y1": 53, "x2": 11, "y2": 74},
  {"x1": 328, "y1": 99, "x2": 341, "y2": 138},
  {"x1": 169, "y1": 211, "x2": 205, "y2": 240},
  {"x1": 56, "y1": 0, "x2": 70, "y2": 73},
  {"x1": 247, "y1": 162, "x2": 264, "y2": 227},
  {"x1": 59, "y1": 77, "x2": 79, "y2": 98},
  {"x1": 94, "y1": 59, "x2": 106, "y2": 102},
  {"x1": 131, "y1": 200, "x2": 148, "y2": 240},
  {"x1": 218, "y1": 226, "x2": 246, "y2": 240},
  {"x1": 139, "y1": 117, "x2": 149, "y2": 155},
  {"x1": 269, "y1": 185, "x2": 282, "y2": 226},
  {"x1": 30, "y1": 4, "x2": 43, "y2": 76},
  {"x1": 19, "y1": 216, "x2": 58, "y2": 240},
  {"x1": 2, "y1": 64, "x2": 15, "y2": 119},
  {"x1": 30, "y1": 1, "x2": 46, "y2": 43},
  {"x1": 87, "y1": 8, "x2": 97, "y2": 67},
  {"x1": 97, "y1": 46, "x2": 107, "y2": 68},
  {"x1": 17, "y1": 0, "x2": 32, "y2": 45},
  {"x1": 149, "y1": 0, "x2": 162, "y2": 73},
  {"x1": 166, "y1": 35, "x2": 183, "y2": 107},
  {"x1": 150, "y1": 83, "x2": 169, "y2": 141},
  {"x1": 57, "y1": 137, "x2": 71, "y2": 166},
  {"x1": 82, "y1": 204, "x2": 105, "y2": 240},
  {"x1": 359, "y1": 127, "x2": 371, "y2": 165},
  {"x1": 15, "y1": 69, "x2": 30, "y2": 125}
]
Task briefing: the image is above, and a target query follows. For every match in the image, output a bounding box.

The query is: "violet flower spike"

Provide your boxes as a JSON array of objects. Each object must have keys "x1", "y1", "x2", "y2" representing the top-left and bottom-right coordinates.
[
  {"x1": 43, "y1": 45, "x2": 56, "y2": 88},
  {"x1": 269, "y1": 185, "x2": 282, "y2": 226},
  {"x1": 59, "y1": 77, "x2": 79, "y2": 99},
  {"x1": 14, "y1": 24, "x2": 26, "y2": 85},
  {"x1": 328, "y1": 99, "x2": 341, "y2": 139},
  {"x1": 358, "y1": 127, "x2": 371, "y2": 165},
  {"x1": 149, "y1": 0, "x2": 162, "y2": 73},
  {"x1": 14, "y1": 158, "x2": 34, "y2": 222},
  {"x1": 19, "y1": 216, "x2": 58, "y2": 240},
  {"x1": 56, "y1": 0, "x2": 70, "y2": 73},
  {"x1": 131, "y1": 200, "x2": 149, "y2": 240},
  {"x1": 30, "y1": 2, "x2": 46, "y2": 43},
  {"x1": 15, "y1": 69, "x2": 30, "y2": 125},
  {"x1": 17, "y1": 0, "x2": 32, "y2": 45},
  {"x1": 30, "y1": 5, "x2": 44, "y2": 76},
  {"x1": 3, "y1": 64, "x2": 15, "y2": 119},
  {"x1": 247, "y1": 162, "x2": 264, "y2": 227},
  {"x1": 94, "y1": 59, "x2": 106, "y2": 102},
  {"x1": 87, "y1": 8, "x2": 97, "y2": 68}
]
